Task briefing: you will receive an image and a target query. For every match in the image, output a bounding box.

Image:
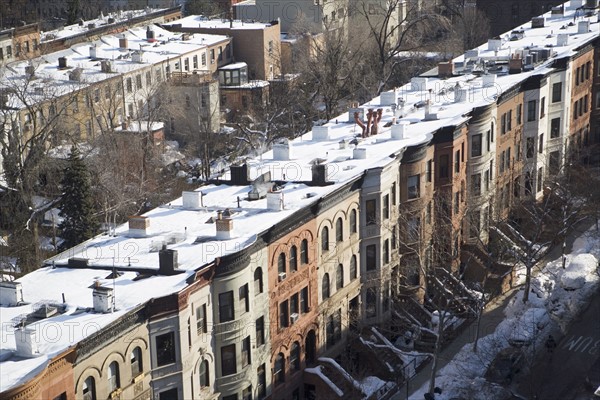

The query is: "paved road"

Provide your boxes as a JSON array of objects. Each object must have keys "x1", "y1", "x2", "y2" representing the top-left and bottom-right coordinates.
[{"x1": 515, "y1": 291, "x2": 600, "y2": 399}]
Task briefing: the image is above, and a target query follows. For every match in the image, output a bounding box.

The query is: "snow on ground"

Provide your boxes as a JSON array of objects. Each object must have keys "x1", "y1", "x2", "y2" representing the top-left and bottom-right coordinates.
[{"x1": 409, "y1": 226, "x2": 600, "y2": 400}]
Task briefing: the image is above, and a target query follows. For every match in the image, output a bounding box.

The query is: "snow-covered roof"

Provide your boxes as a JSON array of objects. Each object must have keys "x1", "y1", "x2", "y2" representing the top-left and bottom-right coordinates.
[
  {"x1": 1, "y1": 0, "x2": 598, "y2": 393},
  {"x1": 165, "y1": 15, "x2": 276, "y2": 30}
]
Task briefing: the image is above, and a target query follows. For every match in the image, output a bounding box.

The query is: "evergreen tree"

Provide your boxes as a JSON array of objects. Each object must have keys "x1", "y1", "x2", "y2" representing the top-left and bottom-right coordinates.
[{"x1": 58, "y1": 146, "x2": 98, "y2": 250}]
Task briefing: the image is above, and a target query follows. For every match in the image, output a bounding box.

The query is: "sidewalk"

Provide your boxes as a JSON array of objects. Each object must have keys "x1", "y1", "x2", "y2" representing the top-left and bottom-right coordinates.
[{"x1": 393, "y1": 220, "x2": 596, "y2": 400}]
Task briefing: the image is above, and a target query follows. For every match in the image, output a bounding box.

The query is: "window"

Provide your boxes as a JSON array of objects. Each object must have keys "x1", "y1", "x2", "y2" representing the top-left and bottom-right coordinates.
[
  {"x1": 501, "y1": 113, "x2": 507, "y2": 134},
  {"x1": 290, "y1": 292, "x2": 299, "y2": 316},
  {"x1": 239, "y1": 284, "x2": 249, "y2": 313},
  {"x1": 366, "y1": 288, "x2": 377, "y2": 318},
  {"x1": 366, "y1": 199, "x2": 377, "y2": 224},
  {"x1": 470, "y1": 211, "x2": 480, "y2": 238},
  {"x1": 439, "y1": 154, "x2": 449, "y2": 178},
  {"x1": 136, "y1": 74, "x2": 142, "y2": 89},
  {"x1": 500, "y1": 151, "x2": 505, "y2": 174},
  {"x1": 254, "y1": 268, "x2": 263, "y2": 294},
  {"x1": 131, "y1": 347, "x2": 142, "y2": 377},
  {"x1": 471, "y1": 134, "x2": 482, "y2": 157},
  {"x1": 159, "y1": 389, "x2": 178, "y2": 400},
  {"x1": 82, "y1": 377, "x2": 96, "y2": 400},
  {"x1": 383, "y1": 281, "x2": 390, "y2": 312},
  {"x1": 6, "y1": 45, "x2": 11, "y2": 58},
  {"x1": 196, "y1": 304, "x2": 207, "y2": 335},
  {"x1": 549, "y1": 151, "x2": 560, "y2": 174},
  {"x1": 506, "y1": 147, "x2": 511, "y2": 170},
  {"x1": 507, "y1": 110, "x2": 512, "y2": 131},
  {"x1": 108, "y1": 363, "x2": 121, "y2": 394},
  {"x1": 537, "y1": 167, "x2": 543, "y2": 192},
  {"x1": 551, "y1": 118, "x2": 560, "y2": 138},
  {"x1": 525, "y1": 171, "x2": 533, "y2": 194},
  {"x1": 274, "y1": 353, "x2": 285, "y2": 384},
  {"x1": 322, "y1": 274, "x2": 330, "y2": 299},
  {"x1": 383, "y1": 239, "x2": 390, "y2": 264},
  {"x1": 278, "y1": 253, "x2": 286, "y2": 275},
  {"x1": 350, "y1": 255, "x2": 357, "y2": 280},
  {"x1": 392, "y1": 182, "x2": 397, "y2": 205},
  {"x1": 290, "y1": 342, "x2": 300, "y2": 371},
  {"x1": 408, "y1": 217, "x2": 421, "y2": 242},
  {"x1": 454, "y1": 191, "x2": 460, "y2": 215},
  {"x1": 517, "y1": 104, "x2": 522, "y2": 124},
  {"x1": 526, "y1": 137, "x2": 535, "y2": 158},
  {"x1": 222, "y1": 395, "x2": 237, "y2": 400},
  {"x1": 538, "y1": 134, "x2": 544, "y2": 153},
  {"x1": 454, "y1": 150, "x2": 460, "y2": 173},
  {"x1": 366, "y1": 244, "x2": 376, "y2": 271},
  {"x1": 301, "y1": 239, "x2": 309, "y2": 264},
  {"x1": 336, "y1": 218, "x2": 343, "y2": 242},
  {"x1": 350, "y1": 209, "x2": 357, "y2": 233},
  {"x1": 383, "y1": 195, "x2": 389, "y2": 219},
  {"x1": 471, "y1": 173, "x2": 481, "y2": 196},
  {"x1": 336, "y1": 264, "x2": 344, "y2": 290},
  {"x1": 243, "y1": 386, "x2": 252, "y2": 400},
  {"x1": 126, "y1": 77, "x2": 133, "y2": 93},
  {"x1": 156, "y1": 332, "x2": 176, "y2": 366},
  {"x1": 257, "y1": 364, "x2": 266, "y2": 398},
  {"x1": 552, "y1": 82, "x2": 562, "y2": 103},
  {"x1": 199, "y1": 360, "x2": 209, "y2": 388},
  {"x1": 300, "y1": 287, "x2": 309, "y2": 313},
  {"x1": 426, "y1": 159, "x2": 432, "y2": 182},
  {"x1": 321, "y1": 227, "x2": 329, "y2": 251},
  {"x1": 94, "y1": 89, "x2": 100, "y2": 103},
  {"x1": 514, "y1": 176, "x2": 520, "y2": 198},
  {"x1": 201, "y1": 53, "x2": 206, "y2": 66},
  {"x1": 256, "y1": 317, "x2": 265, "y2": 346},
  {"x1": 185, "y1": 95, "x2": 191, "y2": 109},
  {"x1": 146, "y1": 71, "x2": 152, "y2": 85},
  {"x1": 407, "y1": 175, "x2": 420, "y2": 199},
  {"x1": 280, "y1": 300, "x2": 289, "y2": 328},
  {"x1": 540, "y1": 97, "x2": 545, "y2": 118},
  {"x1": 221, "y1": 344, "x2": 236, "y2": 376},
  {"x1": 219, "y1": 291, "x2": 234, "y2": 322},
  {"x1": 527, "y1": 100, "x2": 537, "y2": 121},
  {"x1": 210, "y1": 49, "x2": 215, "y2": 62},
  {"x1": 242, "y1": 336, "x2": 251, "y2": 367},
  {"x1": 289, "y1": 246, "x2": 298, "y2": 272}
]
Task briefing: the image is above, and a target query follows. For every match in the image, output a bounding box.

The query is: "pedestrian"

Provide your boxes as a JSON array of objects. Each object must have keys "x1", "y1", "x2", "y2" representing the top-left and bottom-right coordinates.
[{"x1": 545, "y1": 334, "x2": 557, "y2": 354}]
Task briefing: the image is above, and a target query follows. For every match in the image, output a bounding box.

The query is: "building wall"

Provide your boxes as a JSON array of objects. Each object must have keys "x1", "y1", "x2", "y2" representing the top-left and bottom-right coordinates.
[
  {"x1": 568, "y1": 45, "x2": 594, "y2": 151},
  {"x1": 477, "y1": 0, "x2": 564, "y2": 36}
]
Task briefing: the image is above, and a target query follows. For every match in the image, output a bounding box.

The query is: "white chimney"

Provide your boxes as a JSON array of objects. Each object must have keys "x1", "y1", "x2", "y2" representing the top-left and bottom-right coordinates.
[
  {"x1": 391, "y1": 121, "x2": 409, "y2": 139},
  {"x1": 465, "y1": 49, "x2": 479, "y2": 59},
  {"x1": 15, "y1": 328, "x2": 39, "y2": 357},
  {"x1": 424, "y1": 101, "x2": 438, "y2": 121},
  {"x1": 487, "y1": 38, "x2": 502, "y2": 52},
  {"x1": 93, "y1": 285, "x2": 114, "y2": 313},
  {"x1": 569, "y1": 0, "x2": 584, "y2": 8},
  {"x1": 312, "y1": 125, "x2": 330, "y2": 141},
  {"x1": 348, "y1": 106, "x2": 364, "y2": 123},
  {"x1": 273, "y1": 139, "x2": 291, "y2": 161},
  {"x1": 380, "y1": 90, "x2": 396, "y2": 105},
  {"x1": 557, "y1": 34, "x2": 569, "y2": 46},
  {"x1": 267, "y1": 191, "x2": 284, "y2": 211},
  {"x1": 577, "y1": 21, "x2": 590, "y2": 34},
  {"x1": 89, "y1": 44, "x2": 97, "y2": 59},
  {"x1": 410, "y1": 77, "x2": 428, "y2": 91},
  {"x1": 482, "y1": 74, "x2": 497, "y2": 88},
  {"x1": 182, "y1": 191, "x2": 201, "y2": 209},
  {"x1": 353, "y1": 148, "x2": 367, "y2": 159},
  {"x1": 215, "y1": 211, "x2": 233, "y2": 240},
  {"x1": 128, "y1": 216, "x2": 150, "y2": 238},
  {"x1": 0, "y1": 281, "x2": 23, "y2": 306},
  {"x1": 132, "y1": 51, "x2": 144, "y2": 63}
]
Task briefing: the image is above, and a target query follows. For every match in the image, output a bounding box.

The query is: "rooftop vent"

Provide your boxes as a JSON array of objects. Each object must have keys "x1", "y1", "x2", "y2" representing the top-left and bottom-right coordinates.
[
  {"x1": 454, "y1": 84, "x2": 469, "y2": 103},
  {"x1": 380, "y1": 89, "x2": 397, "y2": 105},
  {"x1": 348, "y1": 105, "x2": 364, "y2": 123},
  {"x1": 482, "y1": 73, "x2": 497, "y2": 88},
  {"x1": 68, "y1": 67, "x2": 83, "y2": 82},
  {"x1": 577, "y1": 20, "x2": 590, "y2": 34},
  {"x1": 487, "y1": 37, "x2": 502, "y2": 51},
  {"x1": 100, "y1": 60, "x2": 113, "y2": 73},
  {"x1": 128, "y1": 216, "x2": 150, "y2": 238},
  {"x1": 215, "y1": 210, "x2": 233, "y2": 240},
  {"x1": 557, "y1": 33, "x2": 569, "y2": 46},
  {"x1": 410, "y1": 77, "x2": 428, "y2": 91},
  {"x1": 32, "y1": 304, "x2": 57, "y2": 319},
  {"x1": 89, "y1": 44, "x2": 97, "y2": 59},
  {"x1": 550, "y1": 5, "x2": 564, "y2": 18},
  {"x1": 119, "y1": 36, "x2": 128, "y2": 50},
  {"x1": 132, "y1": 50, "x2": 144, "y2": 63},
  {"x1": 182, "y1": 191, "x2": 202, "y2": 209},
  {"x1": 267, "y1": 191, "x2": 284, "y2": 211},
  {"x1": 58, "y1": 57, "x2": 68, "y2": 69},
  {"x1": 312, "y1": 125, "x2": 330, "y2": 141},
  {"x1": 87, "y1": 23, "x2": 96, "y2": 30},
  {"x1": 68, "y1": 257, "x2": 89, "y2": 268},
  {"x1": 92, "y1": 284, "x2": 114, "y2": 313},
  {"x1": 465, "y1": 49, "x2": 479, "y2": 60},
  {"x1": 159, "y1": 247, "x2": 178, "y2": 275},
  {"x1": 510, "y1": 29, "x2": 525, "y2": 41},
  {"x1": 391, "y1": 121, "x2": 409, "y2": 139},
  {"x1": 0, "y1": 281, "x2": 23, "y2": 306},
  {"x1": 531, "y1": 17, "x2": 545, "y2": 28},
  {"x1": 146, "y1": 26, "x2": 156, "y2": 40},
  {"x1": 15, "y1": 328, "x2": 39, "y2": 357},
  {"x1": 353, "y1": 148, "x2": 367, "y2": 159},
  {"x1": 273, "y1": 138, "x2": 291, "y2": 161},
  {"x1": 423, "y1": 101, "x2": 438, "y2": 121}
]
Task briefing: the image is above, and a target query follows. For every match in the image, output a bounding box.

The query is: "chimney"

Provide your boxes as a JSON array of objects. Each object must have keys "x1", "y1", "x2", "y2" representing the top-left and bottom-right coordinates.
[
  {"x1": 437, "y1": 61, "x2": 454, "y2": 78},
  {"x1": 146, "y1": 26, "x2": 155, "y2": 40},
  {"x1": 216, "y1": 211, "x2": 233, "y2": 240},
  {"x1": 132, "y1": 50, "x2": 144, "y2": 63},
  {"x1": 273, "y1": 139, "x2": 291, "y2": 161},
  {"x1": 410, "y1": 77, "x2": 428, "y2": 91},
  {"x1": 550, "y1": 5, "x2": 564, "y2": 18},
  {"x1": 267, "y1": 191, "x2": 284, "y2": 211},
  {"x1": 182, "y1": 191, "x2": 202, "y2": 209},
  {"x1": 353, "y1": 148, "x2": 367, "y2": 159},
  {"x1": 348, "y1": 105, "x2": 364, "y2": 123},
  {"x1": 487, "y1": 37, "x2": 502, "y2": 51},
  {"x1": 424, "y1": 101, "x2": 438, "y2": 121},
  {"x1": 128, "y1": 216, "x2": 150, "y2": 237},
  {"x1": 15, "y1": 328, "x2": 39, "y2": 357},
  {"x1": 100, "y1": 60, "x2": 113, "y2": 73},
  {"x1": 577, "y1": 20, "x2": 590, "y2": 34},
  {"x1": 391, "y1": 121, "x2": 409, "y2": 139},
  {"x1": 25, "y1": 65, "x2": 35, "y2": 78},
  {"x1": 0, "y1": 281, "x2": 23, "y2": 306},
  {"x1": 89, "y1": 44, "x2": 98, "y2": 59},
  {"x1": 58, "y1": 57, "x2": 68, "y2": 69},
  {"x1": 119, "y1": 35, "x2": 128, "y2": 50},
  {"x1": 92, "y1": 286, "x2": 114, "y2": 313},
  {"x1": 230, "y1": 163, "x2": 250, "y2": 185},
  {"x1": 68, "y1": 68, "x2": 82, "y2": 82},
  {"x1": 159, "y1": 247, "x2": 178, "y2": 275},
  {"x1": 509, "y1": 54, "x2": 523, "y2": 74},
  {"x1": 482, "y1": 74, "x2": 497, "y2": 88},
  {"x1": 531, "y1": 16, "x2": 545, "y2": 28},
  {"x1": 557, "y1": 33, "x2": 569, "y2": 46},
  {"x1": 465, "y1": 49, "x2": 479, "y2": 59},
  {"x1": 380, "y1": 89, "x2": 396, "y2": 105},
  {"x1": 570, "y1": 0, "x2": 584, "y2": 8},
  {"x1": 311, "y1": 164, "x2": 329, "y2": 186},
  {"x1": 312, "y1": 125, "x2": 330, "y2": 141}
]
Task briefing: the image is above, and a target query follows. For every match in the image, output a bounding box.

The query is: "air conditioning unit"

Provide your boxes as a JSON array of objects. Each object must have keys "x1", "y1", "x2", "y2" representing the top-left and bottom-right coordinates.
[
  {"x1": 278, "y1": 272, "x2": 286, "y2": 282},
  {"x1": 290, "y1": 313, "x2": 299, "y2": 324}
]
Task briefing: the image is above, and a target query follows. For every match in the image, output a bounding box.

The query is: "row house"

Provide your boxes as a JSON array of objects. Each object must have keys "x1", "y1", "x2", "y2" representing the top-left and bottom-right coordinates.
[{"x1": 0, "y1": 23, "x2": 40, "y2": 64}]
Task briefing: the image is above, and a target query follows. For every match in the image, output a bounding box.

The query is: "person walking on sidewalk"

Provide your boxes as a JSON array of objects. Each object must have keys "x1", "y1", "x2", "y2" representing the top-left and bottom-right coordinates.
[{"x1": 545, "y1": 335, "x2": 557, "y2": 354}]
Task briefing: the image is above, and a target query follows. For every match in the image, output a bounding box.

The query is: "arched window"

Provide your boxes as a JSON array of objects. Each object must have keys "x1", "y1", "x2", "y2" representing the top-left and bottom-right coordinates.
[
  {"x1": 336, "y1": 264, "x2": 344, "y2": 290},
  {"x1": 290, "y1": 342, "x2": 301, "y2": 371},
  {"x1": 131, "y1": 346, "x2": 143, "y2": 377},
  {"x1": 350, "y1": 255, "x2": 357, "y2": 280},
  {"x1": 108, "y1": 361, "x2": 120, "y2": 392},
  {"x1": 278, "y1": 253, "x2": 286, "y2": 276},
  {"x1": 199, "y1": 359, "x2": 209, "y2": 388},
  {"x1": 321, "y1": 227, "x2": 329, "y2": 251},
  {"x1": 274, "y1": 353, "x2": 285, "y2": 384},
  {"x1": 82, "y1": 376, "x2": 96, "y2": 400},
  {"x1": 336, "y1": 218, "x2": 343, "y2": 242},
  {"x1": 289, "y1": 246, "x2": 298, "y2": 272},
  {"x1": 322, "y1": 273, "x2": 330, "y2": 300},
  {"x1": 350, "y1": 209, "x2": 357, "y2": 233},
  {"x1": 254, "y1": 267, "x2": 263, "y2": 294},
  {"x1": 301, "y1": 239, "x2": 309, "y2": 264}
]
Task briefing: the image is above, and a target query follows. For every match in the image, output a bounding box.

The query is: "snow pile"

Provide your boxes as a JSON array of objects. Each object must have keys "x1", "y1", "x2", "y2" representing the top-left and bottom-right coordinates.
[
  {"x1": 559, "y1": 254, "x2": 597, "y2": 290},
  {"x1": 359, "y1": 376, "x2": 389, "y2": 398},
  {"x1": 304, "y1": 366, "x2": 344, "y2": 397}
]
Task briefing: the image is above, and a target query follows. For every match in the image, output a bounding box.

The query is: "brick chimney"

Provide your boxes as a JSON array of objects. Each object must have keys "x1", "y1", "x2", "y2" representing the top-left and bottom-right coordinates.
[
  {"x1": 92, "y1": 285, "x2": 114, "y2": 313},
  {"x1": 128, "y1": 216, "x2": 150, "y2": 237},
  {"x1": 216, "y1": 211, "x2": 233, "y2": 240}
]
